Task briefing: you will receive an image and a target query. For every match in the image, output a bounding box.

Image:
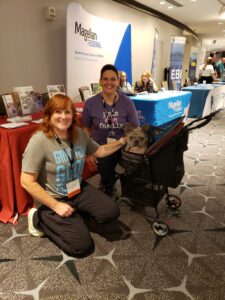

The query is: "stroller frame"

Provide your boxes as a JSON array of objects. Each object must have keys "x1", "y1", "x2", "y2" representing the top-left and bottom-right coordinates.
[{"x1": 116, "y1": 112, "x2": 217, "y2": 236}]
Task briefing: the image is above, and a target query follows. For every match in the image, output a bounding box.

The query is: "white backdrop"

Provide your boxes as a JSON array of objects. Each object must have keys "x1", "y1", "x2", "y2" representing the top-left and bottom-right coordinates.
[{"x1": 66, "y1": 2, "x2": 131, "y2": 101}]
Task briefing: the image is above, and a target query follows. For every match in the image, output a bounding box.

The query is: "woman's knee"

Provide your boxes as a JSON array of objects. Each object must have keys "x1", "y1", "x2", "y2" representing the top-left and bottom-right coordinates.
[
  {"x1": 96, "y1": 202, "x2": 120, "y2": 223},
  {"x1": 62, "y1": 234, "x2": 95, "y2": 258}
]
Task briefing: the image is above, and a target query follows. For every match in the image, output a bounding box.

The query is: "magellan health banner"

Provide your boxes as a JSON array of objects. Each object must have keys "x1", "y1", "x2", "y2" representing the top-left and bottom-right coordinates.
[{"x1": 66, "y1": 3, "x2": 132, "y2": 100}]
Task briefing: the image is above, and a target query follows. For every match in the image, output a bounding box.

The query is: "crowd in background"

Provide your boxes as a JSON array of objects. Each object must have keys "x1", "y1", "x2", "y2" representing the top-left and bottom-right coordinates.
[{"x1": 198, "y1": 51, "x2": 225, "y2": 84}]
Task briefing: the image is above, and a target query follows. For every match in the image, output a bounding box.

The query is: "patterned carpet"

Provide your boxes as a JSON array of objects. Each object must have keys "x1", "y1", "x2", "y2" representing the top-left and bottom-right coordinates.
[{"x1": 0, "y1": 110, "x2": 225, "y2": 300}]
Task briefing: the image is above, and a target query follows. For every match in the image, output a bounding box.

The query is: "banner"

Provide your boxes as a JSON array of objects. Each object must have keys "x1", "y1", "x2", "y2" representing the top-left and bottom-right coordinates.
[
  {"x1": 188, "y1": 47, "x2": 198, "y2": 83},
  {"x1": 151, "y1": 28, "x2": 158, "y2": 80},
  {"x1": 66, "y1": 3, "x2": 132, "y2": 100},
  {"x1": 168, "y1": 36, "x2": 186, "y2": 90}
]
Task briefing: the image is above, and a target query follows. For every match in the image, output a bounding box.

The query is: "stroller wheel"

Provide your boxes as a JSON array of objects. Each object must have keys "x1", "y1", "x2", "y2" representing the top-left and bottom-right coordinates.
[
  {"x1": 166, "y1": 195, "x2": 181, "y2": 209},
  {"x1": 152, "y1": 221, "x2": 169, "y2": 236}
]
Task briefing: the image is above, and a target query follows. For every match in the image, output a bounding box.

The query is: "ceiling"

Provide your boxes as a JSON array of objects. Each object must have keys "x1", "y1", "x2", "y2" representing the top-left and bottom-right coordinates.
[{"x1": 134, "y1": 0, "x2": 225, "y2": 51}]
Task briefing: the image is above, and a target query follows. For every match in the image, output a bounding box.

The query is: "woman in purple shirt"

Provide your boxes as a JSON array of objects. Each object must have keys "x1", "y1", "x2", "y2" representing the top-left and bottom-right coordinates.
[{"x1": 83, "y1": 64, "x2": 139, "y2": 197}]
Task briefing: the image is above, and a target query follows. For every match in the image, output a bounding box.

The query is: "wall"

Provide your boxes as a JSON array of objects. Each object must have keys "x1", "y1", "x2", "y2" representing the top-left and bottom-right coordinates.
[{"x1": 0, "y1": 0, "x2": 186, "y2": 96}]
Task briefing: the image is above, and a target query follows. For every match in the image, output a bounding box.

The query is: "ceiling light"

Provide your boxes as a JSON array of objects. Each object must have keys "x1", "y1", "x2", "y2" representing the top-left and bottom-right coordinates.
[
  {"x1": 168, "y1": 6, "x2": 173, "y2": 9},
  {"x1": 160, "y1": 1, "x2": 166, "y2": 4},
  {"x1": 218, "y1": 22, "x2": 223, "y2": 24},
  {"x1": 190, "y1": 0, "x2": 197, "y2": 2}
]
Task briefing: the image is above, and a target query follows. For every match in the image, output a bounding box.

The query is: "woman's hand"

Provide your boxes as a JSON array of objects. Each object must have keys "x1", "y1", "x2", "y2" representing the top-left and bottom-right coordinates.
[
  {"x1": 53, "y1": 201, "x2": 74, "y2": 217},
  {"x1": 93, "y1": 136, "x2": 127, "y2": 158},
  {"x1": 120, "y1": 136, "x2": 127, "y2": 145}
]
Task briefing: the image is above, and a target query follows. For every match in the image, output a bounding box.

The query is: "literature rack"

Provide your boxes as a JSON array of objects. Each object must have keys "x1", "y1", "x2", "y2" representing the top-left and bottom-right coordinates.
[
  {"x1": 13, "y1": 86, "x2": 36, "y2": 115},
  {"x1": 2, "y1": 93, "x2": 19, "y2": 118}
]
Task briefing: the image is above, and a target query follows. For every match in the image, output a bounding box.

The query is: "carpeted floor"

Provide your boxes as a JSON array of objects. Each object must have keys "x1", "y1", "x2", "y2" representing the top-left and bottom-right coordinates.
[{"x1": 0, "y1": 110, "x2": 225, "y2": 300}]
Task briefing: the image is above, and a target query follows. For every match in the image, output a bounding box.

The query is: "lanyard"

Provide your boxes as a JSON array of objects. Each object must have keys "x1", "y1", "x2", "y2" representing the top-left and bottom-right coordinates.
[
  {"x1": 55, "y1": 134, "x2": 75, "y2": 169},
  {"x1": 101, "y1": 94, "x2": 117, "y2": 126}
]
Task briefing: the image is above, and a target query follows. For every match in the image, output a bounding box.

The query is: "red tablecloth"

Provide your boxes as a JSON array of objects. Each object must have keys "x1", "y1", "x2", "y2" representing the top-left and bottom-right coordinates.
[
  {"x1": 0, "y1": 103, "x2": 98, "y2": 224},
  {"x1": 0, "y1": 121, "x2": 40, "y2": 223}
]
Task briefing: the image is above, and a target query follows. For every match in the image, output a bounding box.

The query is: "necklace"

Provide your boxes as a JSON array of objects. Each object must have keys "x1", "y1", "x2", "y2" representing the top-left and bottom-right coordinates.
[{"x1": 101, "y1": 92, "x2": 117, "y2": 105}]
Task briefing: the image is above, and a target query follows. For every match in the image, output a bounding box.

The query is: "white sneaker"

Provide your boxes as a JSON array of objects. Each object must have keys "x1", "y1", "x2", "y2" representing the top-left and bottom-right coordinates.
[{"x1": 28, "y1": 208, "x2": 45, "y2": 237}]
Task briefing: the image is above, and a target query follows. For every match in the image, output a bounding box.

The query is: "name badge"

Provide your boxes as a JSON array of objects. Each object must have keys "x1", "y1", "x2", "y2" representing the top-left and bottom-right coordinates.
[
  {"x1": 66, "y1": 179, "x2": 80, "y2": 198},
  {"x1": 107, "y1": 137, "x2": 116, "y2": 143}
]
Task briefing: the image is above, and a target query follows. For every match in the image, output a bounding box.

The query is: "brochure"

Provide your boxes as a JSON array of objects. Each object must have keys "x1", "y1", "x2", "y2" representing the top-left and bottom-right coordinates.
[
  {"x1": 34, "y1": 93, "x2": 44, "y2": 112},
  {"x1": 0, "y1": 122, "x2": 29, "y2": 129},
  {"x1": 47, "y1": 84, "x2": 65, "y2": 98},
  {"x1": 2, "y1": 94, "x2": 18, "y2": 118},
  {"x1": 13, "y1": 86, "x2": 36, "y2": 115}
]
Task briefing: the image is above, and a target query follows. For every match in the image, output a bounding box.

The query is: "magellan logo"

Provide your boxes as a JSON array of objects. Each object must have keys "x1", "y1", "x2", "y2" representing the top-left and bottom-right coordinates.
[
  {"x1": 74, "y1": 22, "x2": 102, "y2": 48},
  {"x1": 168, "y1": 100, "x2": 182, "y2": 111}
]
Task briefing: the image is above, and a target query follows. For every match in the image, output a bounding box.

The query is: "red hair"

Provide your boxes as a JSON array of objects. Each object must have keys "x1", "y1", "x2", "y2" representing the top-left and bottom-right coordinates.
[{"x1": 41, "y1": 94, "x2": 77, "y2": 141}]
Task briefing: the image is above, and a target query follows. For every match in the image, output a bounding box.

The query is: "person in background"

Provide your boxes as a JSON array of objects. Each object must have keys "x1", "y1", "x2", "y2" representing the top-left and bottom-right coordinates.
[
  {"x1": 82, "y1": 64, "x2": 139, "y2": 197},
  {"x1": 198, "y1": 57, "x2": 215, "y2": 84},
  {"x1": 146, "y1": 71, "x2": 158, "y2": 92},
  {"x1": 214, "y1": 53, "x2": 224, "y2": 79},
  {"x1": 134, "y1": 71, "x2": 158, "y2": 93},
  {"x1": 21, "y1": 94, "x2": 127, "y2": 258},
  {"x1": 222, "y1": 56, "x2": 225, "y2": 69},
  {"x1": 118, "y1": 71, "x2": 132, "y2": 92},
  {"x1": 209, "y1": 52, "x2": 216, "y2": 70}
]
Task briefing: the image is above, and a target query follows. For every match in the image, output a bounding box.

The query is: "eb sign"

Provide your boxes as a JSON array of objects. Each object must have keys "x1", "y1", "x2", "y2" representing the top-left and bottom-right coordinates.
[{"x1": 170, "y1": 69, "x2": 182, "y2": 80}]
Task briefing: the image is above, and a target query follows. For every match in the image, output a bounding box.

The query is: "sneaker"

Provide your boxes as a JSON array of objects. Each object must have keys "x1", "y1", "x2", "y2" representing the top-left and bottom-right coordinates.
[{"x1": 28, "y1": 208, "x2": 45, "y2": 237}]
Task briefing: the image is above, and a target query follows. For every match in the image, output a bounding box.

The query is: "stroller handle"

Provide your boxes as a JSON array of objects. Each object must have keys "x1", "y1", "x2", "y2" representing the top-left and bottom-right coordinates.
[{"x1": 186, "y1": 111, "x2": 218, "y2": 132}]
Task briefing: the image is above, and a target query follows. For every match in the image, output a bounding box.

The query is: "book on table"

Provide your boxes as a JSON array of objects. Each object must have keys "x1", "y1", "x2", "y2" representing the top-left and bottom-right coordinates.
[
  {"x1": 2, "y1": 93, "x2": 19, "y2": 118},
  {"x1": 13, "y1": 86, "x2": 36, "y2": 115},
  {"x1": 46, "y1": 84, "x2": 65, "y2": 98}
]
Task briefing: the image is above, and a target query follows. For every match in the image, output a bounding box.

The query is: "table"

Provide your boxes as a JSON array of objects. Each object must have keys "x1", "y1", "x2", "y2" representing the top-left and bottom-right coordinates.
[
  {"x1": 182, "y1": 84, "x2": 225, "y2": 118},
  {"x1": 0, "y1": 103, "x2": 97, "y2": 224},
  {"x1": 130, "y1": 91, "x2": 191, "y2": 126},
  {"x1": 0, "y1": 118, "x2": 40, "y2": 224}
]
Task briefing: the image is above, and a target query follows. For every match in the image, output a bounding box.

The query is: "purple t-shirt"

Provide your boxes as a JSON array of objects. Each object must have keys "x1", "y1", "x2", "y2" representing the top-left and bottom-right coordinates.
[{"x1": 82, "y1": 92, "x2": 140, "y2": 144}]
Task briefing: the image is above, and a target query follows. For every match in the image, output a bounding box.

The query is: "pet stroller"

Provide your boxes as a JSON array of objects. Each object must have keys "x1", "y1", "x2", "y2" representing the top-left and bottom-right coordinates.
[{"x1": 117, "y1": 113, "x2": 216, "y2": 236}]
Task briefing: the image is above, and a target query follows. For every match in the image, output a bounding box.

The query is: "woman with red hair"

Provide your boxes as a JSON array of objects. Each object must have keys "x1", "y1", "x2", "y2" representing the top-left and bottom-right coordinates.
[{"x1": 21, "y1": 94, "x2": 126, "y2": 257}]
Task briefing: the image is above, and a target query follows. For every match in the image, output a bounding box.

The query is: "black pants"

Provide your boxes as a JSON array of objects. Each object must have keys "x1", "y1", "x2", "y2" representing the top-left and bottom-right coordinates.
[
  {"x1": 198, "y1": 76, "x2": 213, "y2": 84},
  {"x1": 97, "y1": 149, "x2": 121, "y2": 190},
  {"x1": 33, "y1": 182, "x2": 120, "y2": 257}
]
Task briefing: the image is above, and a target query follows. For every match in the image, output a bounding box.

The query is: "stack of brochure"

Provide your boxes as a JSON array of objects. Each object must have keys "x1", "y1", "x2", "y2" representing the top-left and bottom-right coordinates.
[
  {"x1": 7, "y1": 115, "x2": 32, "y2": 123},
  {"x1": 0, "y1": 122, "x2": 29, "y2": 129}
]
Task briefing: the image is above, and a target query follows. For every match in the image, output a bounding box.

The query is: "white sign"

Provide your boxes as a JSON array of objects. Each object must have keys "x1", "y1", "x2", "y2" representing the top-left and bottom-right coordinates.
[{"x1": 66, "y1": 3, "x2": 131, "y2": 100}]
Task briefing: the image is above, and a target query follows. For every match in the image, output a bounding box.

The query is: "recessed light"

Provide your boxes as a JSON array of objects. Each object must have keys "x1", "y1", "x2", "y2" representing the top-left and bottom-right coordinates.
[
  {"x1": 218, "y1": 22, "x2": 223, "y2": 25},
  {"x1": 168, "y1": 6, "x2": 173, "y2": 9},
  {"x1": 190, "y1": 0, "x2": 197, "y2": 2},
  {"x1": 160, "y1": 1, "x2": 166, "y2": 4}
]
